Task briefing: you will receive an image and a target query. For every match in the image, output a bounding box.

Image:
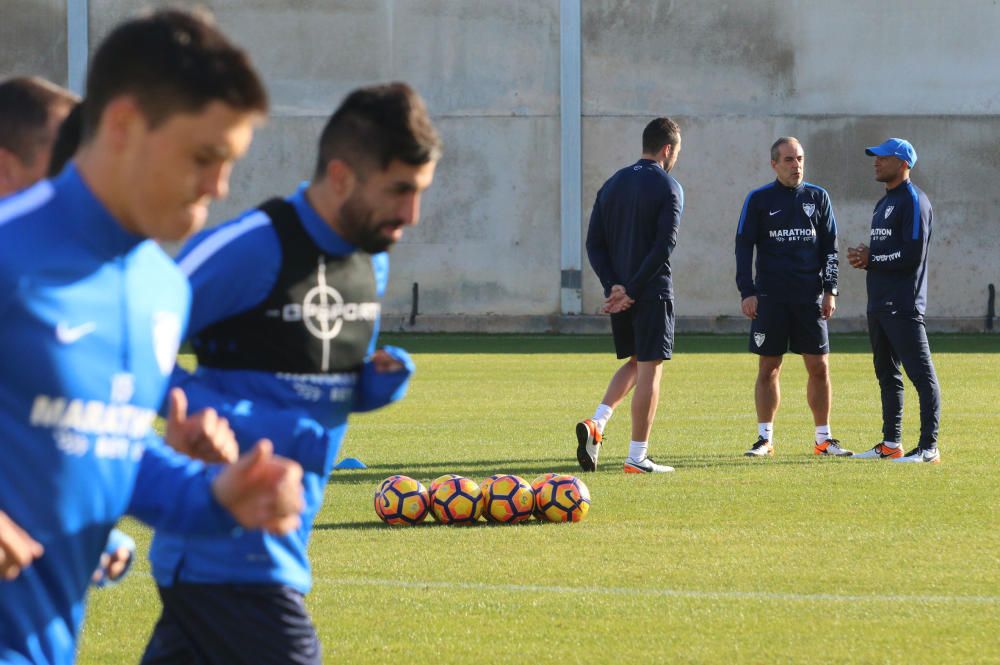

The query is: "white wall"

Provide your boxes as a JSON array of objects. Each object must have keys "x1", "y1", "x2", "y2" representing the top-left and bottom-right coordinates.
[{"x1": 8, "y1": 0, "x2": 999, "y2": 330}]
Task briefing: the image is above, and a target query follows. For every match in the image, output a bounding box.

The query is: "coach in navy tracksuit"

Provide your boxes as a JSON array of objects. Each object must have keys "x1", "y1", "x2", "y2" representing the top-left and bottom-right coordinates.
[
  {"x1": 735, "y1": 137, "x2": 851, "y2": 459},
  {"x1": 849, "y1": 138, "x2": 941, "y2": 464},
  {"x1": 577, "y1": 117, "x2": 683, "y2": 475}
]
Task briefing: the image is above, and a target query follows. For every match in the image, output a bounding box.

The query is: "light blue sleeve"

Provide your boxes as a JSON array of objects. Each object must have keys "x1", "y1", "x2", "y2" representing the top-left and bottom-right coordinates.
[
  {"x1": 91, "y1": 529, "x2": 136, "y2": 588},
  {"x1": 174, "y1": 211, "x2": 283, "y2": 336},
  {"x1": 125, "y1": 436, "x2": 237, "y2": 534},
  {"x1": 353, "y1": 345, "x2": 415, "y2": 413}
]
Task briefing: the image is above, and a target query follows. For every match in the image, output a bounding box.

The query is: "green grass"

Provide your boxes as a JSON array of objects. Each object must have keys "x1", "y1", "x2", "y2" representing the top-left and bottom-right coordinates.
[{"x1": 78, "y1": 334, "x2": 1000, "y2": 664}]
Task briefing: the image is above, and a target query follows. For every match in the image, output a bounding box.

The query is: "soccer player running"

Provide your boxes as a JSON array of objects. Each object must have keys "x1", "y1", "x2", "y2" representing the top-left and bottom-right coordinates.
[
  {"x1": 0, "y1": 81, "x2": 149, "y2": 591},
  {"x1": 0, "y1": 11, "x2": 306, "y2": 665},
  {"x1": 140, "y1": 83, "x2": 441, "y2": 665},
  {"x1": 735, "y1": 137, "x2": 850, "y2": 458},
  {"x1": 848, "y1": 138, "x2": 941, "y2": 463},
  {"x1": 576, "y1": 118, "x2": 683, "y2": 474}
]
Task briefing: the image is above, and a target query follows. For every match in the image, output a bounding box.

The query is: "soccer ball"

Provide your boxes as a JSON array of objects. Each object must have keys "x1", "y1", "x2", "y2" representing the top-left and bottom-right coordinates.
[
  {"x1": 427, "y1": 474, "x2": 463, "y2": 522},
  {"x1": 374, "y1": 475, "x2": 430, "y2": 526},
  {"x1": 430, "y1": 476, "x2": 483, "y2": 525},
  {"x1": 536, "y1": 474, "x2": 591, "y2": 523},
  {"x1": 530, "y1": 472, "x2": 560, "y2": 519},
  {"x1": 478, "y1": 474, "x2": 504, "y2": 500},
  {"x1": 482, "y1": 474, "x2": 534, "y2": 524}
]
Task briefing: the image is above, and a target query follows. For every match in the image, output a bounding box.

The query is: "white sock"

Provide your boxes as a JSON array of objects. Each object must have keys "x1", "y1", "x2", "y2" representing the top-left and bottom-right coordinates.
[
  {"x1": 592, "y1": 403, "x2": 614, "y2": 434},
  {"x1": 628, "y1": 441, "x2": 648, "y2": 461},
  {"x1": 882, "y1": 441, "x2": 901, "y2": 449},
  {"x1": 758, "y1": 422, "x2": 773, "y2": 442},
  {"x1": 815, "y1": 425, "x2": 831, "y2": 445}
]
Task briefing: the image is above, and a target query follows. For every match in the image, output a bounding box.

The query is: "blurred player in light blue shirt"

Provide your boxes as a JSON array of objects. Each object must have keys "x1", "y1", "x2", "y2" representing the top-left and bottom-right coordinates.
[{"x1": 0, "y1": 10, "x2": 305, "y2": 665}]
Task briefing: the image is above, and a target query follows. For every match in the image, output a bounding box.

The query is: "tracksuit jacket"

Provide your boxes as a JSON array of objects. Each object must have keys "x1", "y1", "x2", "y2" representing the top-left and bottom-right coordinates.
[{"x1": 0, "y1": 166, "x2": 237, "y2": 665}]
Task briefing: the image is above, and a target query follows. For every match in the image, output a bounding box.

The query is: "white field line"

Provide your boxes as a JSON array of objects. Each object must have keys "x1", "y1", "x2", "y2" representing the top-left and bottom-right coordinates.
[{"x1": 322, "y1": 577, "x2": 1000, "y2": 605}]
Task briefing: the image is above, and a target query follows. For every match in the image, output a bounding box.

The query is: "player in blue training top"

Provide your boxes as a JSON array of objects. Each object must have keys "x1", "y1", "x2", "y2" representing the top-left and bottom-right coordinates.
[
  {"x1": 735, "y1": 137, "x2": 850, "y2": 459},
  {"x1": 141, "y1": 82, "x2": 442, "y2": 665},
  {"x1": 848, "y1": 138, "x2": 941, "y2": 464},
  {"x1": 0, "y1": 11, "x2": 306, "y2": 665},
  {"x1": 0, "y1": 78, "x2": 158, "y2": 593},
  {"x1": 576, "y1": 117, "x2": 684, "y2": 474}
]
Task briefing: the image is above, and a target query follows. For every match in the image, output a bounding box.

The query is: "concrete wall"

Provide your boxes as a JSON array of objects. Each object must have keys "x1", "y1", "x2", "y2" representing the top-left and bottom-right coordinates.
[
  {"x1": 580, "y1": 0, "x2": 1000, "y2": 330},
  {"x1": 1, "y1": 0, "x2": 67, "y2": 84},
  {"x1": 5, "y1": 0, "x2": 998, "y2": 331}
]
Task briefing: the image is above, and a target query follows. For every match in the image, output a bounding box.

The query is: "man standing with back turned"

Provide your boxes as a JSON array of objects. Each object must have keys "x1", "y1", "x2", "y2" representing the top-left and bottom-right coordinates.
[
  {"x1": 576, "y1": 117, "x2": 683, "y2": 474},
  {"x1": 735, "y1": 137, "x2": 850, "y2": 458},
  {"x1": 849, "y1": 138, "x2": 941, "y2": 463}
]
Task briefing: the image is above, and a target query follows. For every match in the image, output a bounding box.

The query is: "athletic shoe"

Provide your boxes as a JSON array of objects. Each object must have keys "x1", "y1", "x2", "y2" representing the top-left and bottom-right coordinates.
[
  {"x1": 892, "y1": 447, "x2": 941, "y2": 464},
  {"x1": 744, "y1": 437, "x2": 774, "y2": 457},
  {"x1": 623, "y1": 456, "x2": 674, "y2": 473},
  {"x1": 814, "y1": 438, "x2": 853, "y2": 457},
  {"x1": 575, "y1": 418, "x2": 602, "y2": 472},
  {"x1": 851, "y1": 443, "x2": 904, "y2": 459}
]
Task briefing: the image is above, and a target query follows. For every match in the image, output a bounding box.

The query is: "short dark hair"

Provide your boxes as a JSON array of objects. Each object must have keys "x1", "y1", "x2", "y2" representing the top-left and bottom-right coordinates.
[
  {"x1": 0, "y1": 77, "x2": 77, "y2": 164},
  {"x1": 48, "y1": 102, "x2": 84, "y2": 177},
  {"x1": 642, "y1": 117, "x2": 681, "y2": 155},
  {"x1": 82, "y1": 8, "x2": 268, "y2": 140},
  {"x1": 770, "y1": 137, "x2": 801, "y2": 162},
  {"x1": 314, "y1": 82, "x2": 442, "y2": 179}
]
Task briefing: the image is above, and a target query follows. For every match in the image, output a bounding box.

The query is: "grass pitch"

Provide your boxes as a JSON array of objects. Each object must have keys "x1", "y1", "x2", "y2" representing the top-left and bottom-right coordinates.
[{"x1": 78, "y1": 334, "x2": 1000, "y2": 664}]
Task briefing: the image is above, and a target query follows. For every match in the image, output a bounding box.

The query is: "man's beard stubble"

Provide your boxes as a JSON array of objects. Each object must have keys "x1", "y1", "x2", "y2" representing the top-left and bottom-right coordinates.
[{"x1": 339, "y1": 193, "x2": 402, "y2": 254}]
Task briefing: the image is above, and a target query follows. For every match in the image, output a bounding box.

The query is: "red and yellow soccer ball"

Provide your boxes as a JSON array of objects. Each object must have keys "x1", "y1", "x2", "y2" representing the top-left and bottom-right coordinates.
[
  {"x1": 430, "y1": 476, "x2": 483, "y2": 525},
  {"x1": 427, "y1": 474, "x2": 462, "y2": 522},
  {"x1": 535, "y1": 474, "x2": 591, "y2": 523},
  {"x1": 482, "y1": 474, "x2": 534, "y2": 524},
  {"x1": 530, "y1": 472, "x2": 561, "y2": 519},
  {"x1": 373, "y1": 475, "x2": 430, "y2": 526},
  {"x1": 478, "y1": 474, "x2": 504, "y2": 502}
]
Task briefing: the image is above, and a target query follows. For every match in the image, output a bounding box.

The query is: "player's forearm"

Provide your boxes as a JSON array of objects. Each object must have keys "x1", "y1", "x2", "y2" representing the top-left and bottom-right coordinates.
[
  {"x1": 822, "y1": 252, "x2": 839, "y2": 291},
  {"x1": 867, "y1": 242, "x2": 923, "y2": 271},
  {"x1": 126, "y1": 442, "x2": 236, "y2": 535},
  {"x1": 625, "y1": 240, "x2": 675, "y2": 298},
  {"x1": 735, "y1": 244, "x2": 755, "y2": 298}
]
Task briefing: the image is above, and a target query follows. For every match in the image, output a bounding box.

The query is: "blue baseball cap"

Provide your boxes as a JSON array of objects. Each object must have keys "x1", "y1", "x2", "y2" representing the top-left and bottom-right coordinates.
[{"x1": 865, "y1": 138, "x2": 917, "y2": 168}]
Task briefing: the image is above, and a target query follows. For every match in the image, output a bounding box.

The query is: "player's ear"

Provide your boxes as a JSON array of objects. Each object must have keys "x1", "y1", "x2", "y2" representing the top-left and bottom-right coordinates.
[
  {"x1": 97, "y1": 96, "x2": 144, "y2": 153},
  {"x1": 0, "y1": 148, "x2": 21, "y2": 192},
  {"x1": 324, "y1": 159, "x2": 356, "y2": 199}
]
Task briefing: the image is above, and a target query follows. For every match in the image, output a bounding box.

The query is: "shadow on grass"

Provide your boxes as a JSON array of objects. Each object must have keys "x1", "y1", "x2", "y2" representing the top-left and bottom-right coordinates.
[
  {"x1": 313, "y1": 519, "x2": 550, "y2": 531},
  {"x1": 378, "y1": 333, "x2": 1000, "y2": 355},
  {"x1": 675, "y1": 457, "x2": 843, "y2": 469},
  {"x1": 329, "y1": 458, "x2": 581, "y2": 485},
  {"x1": 330, "y1": 454, "x2": 860, "y2": 483}
]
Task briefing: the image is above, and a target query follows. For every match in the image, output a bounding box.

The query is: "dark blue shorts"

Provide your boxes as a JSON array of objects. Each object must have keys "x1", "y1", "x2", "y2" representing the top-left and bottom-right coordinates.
[
  {"x1": 610, "y1": 299, "x2": 674, "y2": 361},
  {"x1": 141, "y1": 584, "x2": 321, "y2": 665},
  {"x1": 749, "y1": 296, "x2": 828, "y2": 356}
]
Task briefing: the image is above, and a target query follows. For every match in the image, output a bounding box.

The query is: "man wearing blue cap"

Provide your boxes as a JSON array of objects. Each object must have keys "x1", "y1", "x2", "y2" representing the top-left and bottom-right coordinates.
[{"x1": 848, "y1": 138, "x2": 941, "y2": 463}]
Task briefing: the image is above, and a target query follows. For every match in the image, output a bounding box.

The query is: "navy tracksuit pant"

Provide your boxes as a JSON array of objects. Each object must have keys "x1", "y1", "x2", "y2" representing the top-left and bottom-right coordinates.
[{"x1": 867, "y1": 311, "x2": 941, "y2": 449}]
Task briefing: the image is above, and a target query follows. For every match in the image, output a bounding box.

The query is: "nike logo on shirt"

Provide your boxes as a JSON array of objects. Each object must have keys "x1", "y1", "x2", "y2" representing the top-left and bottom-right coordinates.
[
  {"x1": 56, "y1": 321, "x2": 97, "y2": 344},
  {"x1": 769, "y1": 210, "x2": 781, "y2": 216}
]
